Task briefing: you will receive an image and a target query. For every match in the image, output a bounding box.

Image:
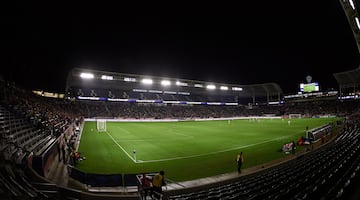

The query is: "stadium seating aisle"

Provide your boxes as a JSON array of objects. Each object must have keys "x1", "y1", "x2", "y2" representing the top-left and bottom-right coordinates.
[{"x1": 45, "y1": 158, "x2": 70, "y2": 187}]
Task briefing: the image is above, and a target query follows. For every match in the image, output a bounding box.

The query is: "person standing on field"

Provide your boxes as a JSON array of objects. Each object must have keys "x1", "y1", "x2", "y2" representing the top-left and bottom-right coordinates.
[{"x1": 237, "y1": 152, "x2": 244, "y2": 173}]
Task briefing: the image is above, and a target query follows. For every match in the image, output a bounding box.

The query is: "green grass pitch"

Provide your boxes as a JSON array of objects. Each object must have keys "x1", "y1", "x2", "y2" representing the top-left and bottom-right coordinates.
[{"x1": 76, "y1": 118, "x2": 339, "y2": 182}]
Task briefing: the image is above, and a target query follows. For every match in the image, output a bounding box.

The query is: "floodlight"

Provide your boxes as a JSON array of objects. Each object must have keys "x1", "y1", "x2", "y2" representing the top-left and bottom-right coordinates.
[
  {"x1": 349, "y1": 0, "x2": 355, "y2": 10},
  {"x1": 142, "y1": 78, "x2": 153, "y2": 84},
  {"x1": 220, "y1": 86, "x2": 228, "y2": 90},
  {"x1": 176, "y1": 81, "x2": 188, "y2": 86},
  {"x1": 161, "y1": 80, "x2": 171, "y2": 86},
  {"x1": 206, "y1": 85, "x2": 216, "y2": 90},
  {"x1": 177, "y1": 92, "x2": 190, "y2": 95},
  {"x1": 194, "y1": 84, "x2": 203, "y2": 88},
  {"x1": 80, "y1": 73, "x2": 94, "y2": 79},
  {"x1": 356, "y1": 17, "x2": 360, "y2": 30},
  {"x1": 232, "y1": 87, "x2": 243, "y2": 91},
  {"x1": 101, "y1": 75, "x2": 113, "y2": 80}
]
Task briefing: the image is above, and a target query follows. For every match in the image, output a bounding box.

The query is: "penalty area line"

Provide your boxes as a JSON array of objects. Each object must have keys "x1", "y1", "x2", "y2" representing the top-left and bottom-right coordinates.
[{"x1": 104, "y1": 131, "x2": 136, "y2": 163}]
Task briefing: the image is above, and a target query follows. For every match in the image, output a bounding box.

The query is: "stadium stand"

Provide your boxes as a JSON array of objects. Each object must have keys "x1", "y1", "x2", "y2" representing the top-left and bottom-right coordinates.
[
  {"x1": 66, "y1": 68, "x2": 283, "y2": 106},
  {"x1": 2, "y1": 71, "x2": 360, "y2": 200},
  {"x1": 2, "y1": 1, "x2": 360, "y2": 198}
]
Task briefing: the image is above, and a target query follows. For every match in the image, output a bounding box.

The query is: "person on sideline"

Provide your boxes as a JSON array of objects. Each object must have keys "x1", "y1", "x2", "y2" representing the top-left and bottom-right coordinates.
[
  {"x1": 152, "y1": 171, "x2": 166, "y2": 198},
  {"x1": 291, "y1": 141, "x2": 296, "y2": 154},
  {"x1": 237, "y1": 152, "x2": 244, "y2": 173},
  {"x1": 140, "y1": 173, "x2": 152, "y2": 200}
]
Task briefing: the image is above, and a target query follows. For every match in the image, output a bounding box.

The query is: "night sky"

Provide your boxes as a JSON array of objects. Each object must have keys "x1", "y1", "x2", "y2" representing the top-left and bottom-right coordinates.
[{"x1": 1, "y1": 1, "x2": 360, "y2": 94}]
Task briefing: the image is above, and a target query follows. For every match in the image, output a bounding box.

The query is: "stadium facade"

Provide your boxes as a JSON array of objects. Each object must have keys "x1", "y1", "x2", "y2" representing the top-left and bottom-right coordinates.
[{"x1": 66, "y1": 68, "x2": 283, "y2": 106}]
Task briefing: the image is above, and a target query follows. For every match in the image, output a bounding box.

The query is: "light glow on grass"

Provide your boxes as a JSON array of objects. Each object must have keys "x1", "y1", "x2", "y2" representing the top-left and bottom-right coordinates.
[{"x1": 76, "y1": 117, "x2": 339, "y2": 181}]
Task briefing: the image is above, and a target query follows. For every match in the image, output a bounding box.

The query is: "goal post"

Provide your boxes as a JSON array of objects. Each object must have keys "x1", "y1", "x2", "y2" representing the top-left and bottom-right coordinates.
[
  {"x1": 289, "y1": 114, "x2": 302, "y2": 119},
  {"x1": 96, "y1": 119, "x2": 107, "y2": 132}
]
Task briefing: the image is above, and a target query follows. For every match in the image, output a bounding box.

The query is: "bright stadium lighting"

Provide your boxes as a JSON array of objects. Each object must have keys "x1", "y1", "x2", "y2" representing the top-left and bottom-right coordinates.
[
  {"x1": 101, "y1": 75, "x2": 113, "y2": 80},
  {"x1": 232, "y1": 87, "x2": 243, "y2": 91},
  {"x1": 206, "y1": 85, "x2": 216, "y2": 90},
  {"x1": 356, "y1": 17, "x2": 360, "y2": 30},
  {"x1": 80, "y1": 72, "x2": 94, "y2": 79},
  {"x1": 349, "y1": 0, "x2": 355, "y2": 10},
  {"x1": 164, "y1": 91, "x2": 177, "y2": 94},
  {"x1": 124, "y1": 77, "x2": 137, "y2": 82},
  {"x1": 177, "y1": 92, "x2": 190, "y2": 95},
  {"x1": 161, "y1": 80, "x2": 171, "y2": 86},
  {"x1": 142, "y1": 78, "x2": 153, "y2": 85},
  {"x1": 194, "y1": 84, "x2": 203, "y2": 88},
  {"x1": 220, "y1": 86, "x2": 229, "y2": 90},
  {"x1": 176, "y1": 81, "x2": 188, "y2": 86}
]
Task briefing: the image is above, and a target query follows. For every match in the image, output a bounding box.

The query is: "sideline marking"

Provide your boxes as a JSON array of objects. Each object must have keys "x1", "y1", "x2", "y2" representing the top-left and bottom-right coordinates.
[
  {"x1": 107, "y1": 128, "x2": 301, "y2": 164},
  {"x1": 105, "y1": 131, "x2": 136, "y2": 163}
]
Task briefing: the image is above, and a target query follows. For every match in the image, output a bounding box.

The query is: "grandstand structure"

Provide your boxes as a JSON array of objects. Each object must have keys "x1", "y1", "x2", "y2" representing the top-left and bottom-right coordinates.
[
  {"x1": 2, "y1": 78, "x2": 360, "y2": 200},
  {"x1": 334, "y1": 66, "x2": 360, "y2": 97},
  {"x1": 66, "y1": 68, "x2": 283, "y2": 106},
  {"x1": 334, "y1": 0, "x2": 360, "y2": 100},
  {"x1": 340, "y1": 0, "x2": 360, "y2": 53},
  {"x1": 2, "y1": 1, "x2": 360, "y2": 200}
]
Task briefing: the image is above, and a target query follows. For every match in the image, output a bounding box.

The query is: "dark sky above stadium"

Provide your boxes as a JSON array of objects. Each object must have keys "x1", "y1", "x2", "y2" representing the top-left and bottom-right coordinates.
[{"x1": 1, "y1": 1, "x2": 360, "y2": 94}]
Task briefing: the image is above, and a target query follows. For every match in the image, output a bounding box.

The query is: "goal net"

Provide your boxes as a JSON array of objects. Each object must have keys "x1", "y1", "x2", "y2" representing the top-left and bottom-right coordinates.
[
  {"x1": 96, "y1": 119, "x2": 107, "y2": 132},
  {"x1": 289, "y1": 114, "x2": 302, "y2": 119}
]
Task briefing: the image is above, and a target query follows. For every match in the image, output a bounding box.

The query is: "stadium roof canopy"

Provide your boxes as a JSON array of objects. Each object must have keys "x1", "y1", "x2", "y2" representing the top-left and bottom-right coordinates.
[
  {"x1": 333, "y1": 66, "x2": 360, "y2": 91},
  {"x1": 340, "y1": 0, "x2": 360, "y2": 53},
  {"x1": 335, "y1": 1, "x2": 360, "y2": 96},
  {"x1": 66, "y1": 68, "x2": 283, "y2": 101}
]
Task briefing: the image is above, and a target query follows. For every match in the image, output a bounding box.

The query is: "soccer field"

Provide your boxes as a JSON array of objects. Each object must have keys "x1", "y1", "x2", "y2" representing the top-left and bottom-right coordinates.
[{"x1": 76, "y1": 118, "x2": 339, "y2": 182}]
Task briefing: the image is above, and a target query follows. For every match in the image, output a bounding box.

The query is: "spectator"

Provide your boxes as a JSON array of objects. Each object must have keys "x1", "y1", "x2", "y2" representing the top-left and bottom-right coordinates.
[
  {"x1": 291, "y1": 141, "x2": 296, "y2": 154},
  {"x1": 237, "y1": 152, "x2": 244, "y2": 173},
  {"x1": 152, "y1": 170, "x2": 166, "y2": 198},
  {"x1": 140, "y1": 173, "x2": 152, "y2": 200},
  {"x1": 57, "y1": 140, "x2": 62, "y2": 162},
  {"x1": 60, "y1": 136, "x2": 66, "y2": 163}
]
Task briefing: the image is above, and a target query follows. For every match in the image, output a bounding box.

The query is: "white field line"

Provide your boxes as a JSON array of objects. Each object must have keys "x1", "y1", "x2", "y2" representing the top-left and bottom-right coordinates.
[
  {"x1": 106, "y1": 127, "x2": 300, "y2": 164},
  {"x1": 137, "y1": 135, "x2": 291, "y2": 163},
  {"x1": 105, "y1": 131, "x2": 136, "y2": 163}
]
